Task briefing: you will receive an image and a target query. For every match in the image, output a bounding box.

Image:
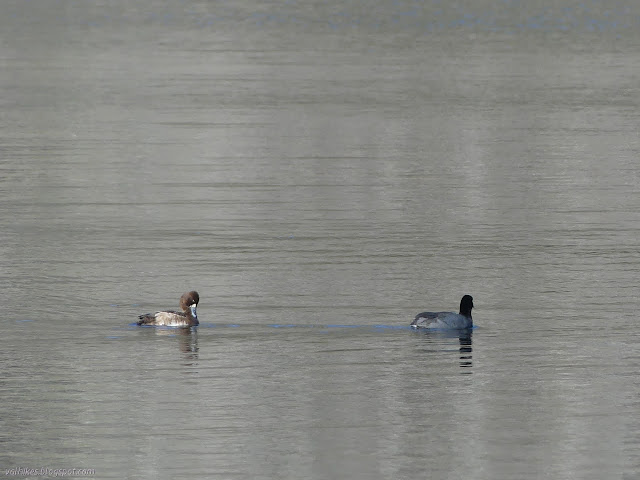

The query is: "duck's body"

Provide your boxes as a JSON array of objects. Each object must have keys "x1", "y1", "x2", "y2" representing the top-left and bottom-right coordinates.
[
  {"x1": 411, "y1": 295, "x2": 473, "y2": 329},
  {"x1": 137, "y1": 291, "x2": 200, "y2": 327}
]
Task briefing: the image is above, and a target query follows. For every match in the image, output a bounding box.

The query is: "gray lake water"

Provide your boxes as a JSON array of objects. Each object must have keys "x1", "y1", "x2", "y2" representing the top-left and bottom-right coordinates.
[{"x1": 2, "y1": 1, "x2": 640, "y2": 479}]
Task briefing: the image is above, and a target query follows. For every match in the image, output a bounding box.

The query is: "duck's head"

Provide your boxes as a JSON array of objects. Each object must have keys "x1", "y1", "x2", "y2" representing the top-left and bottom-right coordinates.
[{"x1": 179, "y1": 291, "x2": 200, "y2": 319}]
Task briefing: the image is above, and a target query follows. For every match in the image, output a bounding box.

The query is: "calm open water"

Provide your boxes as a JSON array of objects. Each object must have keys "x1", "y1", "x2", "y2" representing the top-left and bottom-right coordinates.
[{"x1": 1, "y1": 1, "x2": 640, "y2": 479}]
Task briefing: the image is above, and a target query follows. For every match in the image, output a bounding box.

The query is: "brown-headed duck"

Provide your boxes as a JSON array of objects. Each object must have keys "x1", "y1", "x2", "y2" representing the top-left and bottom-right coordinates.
[
  {"x1": 137, "y1": 291, "x2": 200, "y2": 327},
  {"x1": 411, "y1": 295, "x2": 474, "y2": 329}
]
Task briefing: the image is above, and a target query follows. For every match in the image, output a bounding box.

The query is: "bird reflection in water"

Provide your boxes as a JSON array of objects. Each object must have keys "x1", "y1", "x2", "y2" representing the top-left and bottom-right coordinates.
[
  {"x1": 412, "y1": 328, "x2": 473, "y2": 372},
  {"x1": 458, "y1": 331, "x2": 472, "y2": 371},
  {"x1": 144, "y1": 326, "x2": 199, "y2": 363},
  {"x1": 177, "y1": 328, "x2": 199, "y2": 360}
]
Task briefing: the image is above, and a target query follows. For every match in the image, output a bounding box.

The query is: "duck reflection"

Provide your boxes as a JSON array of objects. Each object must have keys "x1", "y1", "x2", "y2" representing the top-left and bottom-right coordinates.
[
  {"x1": 177, "y1": 328, "x2": 199, "y2": 358},
  {"x1": 144, "y1": 326, "x2": 199, "y2": 363}
]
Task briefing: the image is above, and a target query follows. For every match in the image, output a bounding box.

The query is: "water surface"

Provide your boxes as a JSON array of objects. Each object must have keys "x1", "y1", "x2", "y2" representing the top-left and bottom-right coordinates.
[{"x1": 1, "y1": 1, "x2": 639, "y2": 479}]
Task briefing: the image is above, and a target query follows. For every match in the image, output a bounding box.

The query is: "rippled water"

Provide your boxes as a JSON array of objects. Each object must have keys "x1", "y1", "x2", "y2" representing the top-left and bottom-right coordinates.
[{"x1": 1, "y1": 1, "x2": 640, "y2": 479}]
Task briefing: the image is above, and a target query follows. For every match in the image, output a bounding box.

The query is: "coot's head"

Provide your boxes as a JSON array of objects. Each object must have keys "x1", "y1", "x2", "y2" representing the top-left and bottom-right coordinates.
[{"x1": 459, "y1": 295, "x2": 474, "y2": 317}]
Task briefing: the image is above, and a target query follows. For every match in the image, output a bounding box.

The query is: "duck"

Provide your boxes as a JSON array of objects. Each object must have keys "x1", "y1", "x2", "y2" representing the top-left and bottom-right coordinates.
[
  {"x1": 137, "y1": 291, "x2": 200, "y2": 327},
  {"x1": 411, "y1": 295, "x2": 473, "y2": 329}
]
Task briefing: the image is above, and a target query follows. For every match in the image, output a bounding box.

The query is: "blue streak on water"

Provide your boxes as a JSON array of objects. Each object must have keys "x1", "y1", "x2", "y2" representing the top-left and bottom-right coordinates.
[
  {"x1": 373, "y1": 325, "x2": 413, "y2": 330},
  {"x1": 125, "y1": 322, "x2": 475, "y2": 332},
  {"x1": 131, "y1": 323, "x2": 196, "y2": 331}
]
